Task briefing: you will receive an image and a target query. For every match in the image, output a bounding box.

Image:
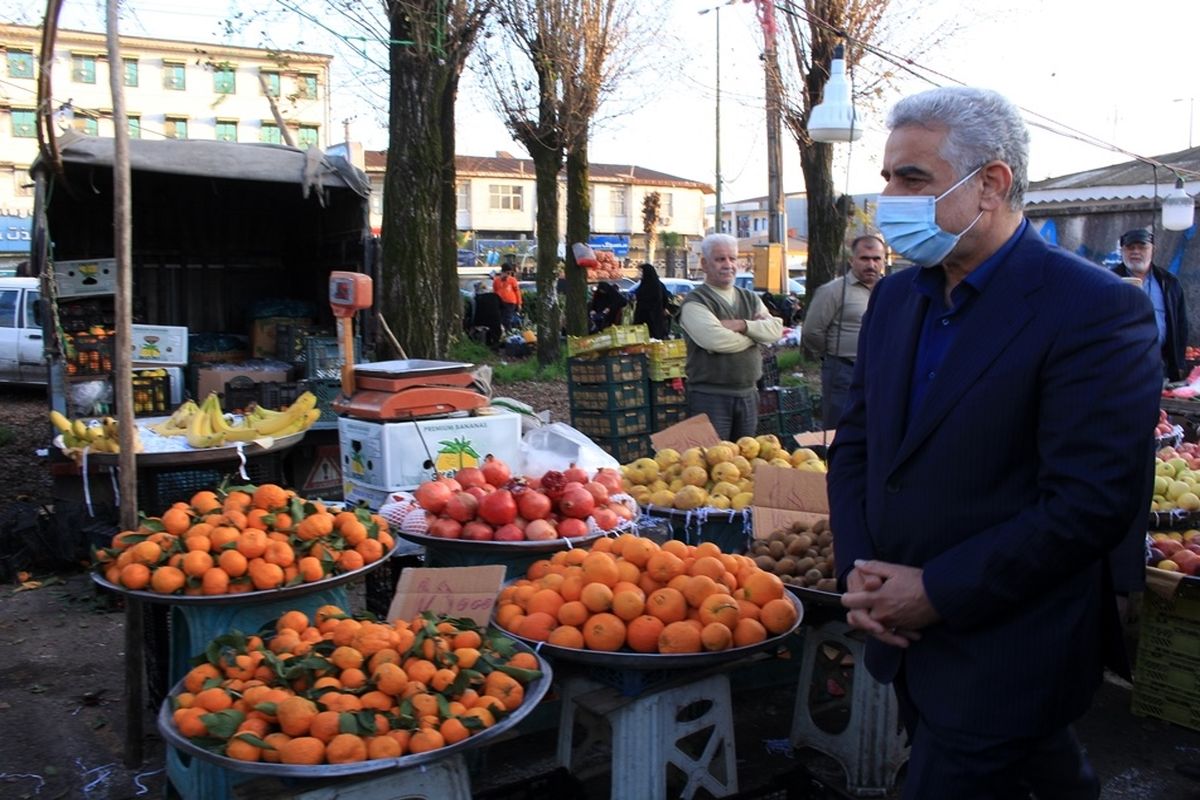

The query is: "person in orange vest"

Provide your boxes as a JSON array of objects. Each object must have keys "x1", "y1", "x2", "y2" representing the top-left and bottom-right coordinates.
[{"x1": 493, "y1": 263, "x2": 523, "y2": 330}]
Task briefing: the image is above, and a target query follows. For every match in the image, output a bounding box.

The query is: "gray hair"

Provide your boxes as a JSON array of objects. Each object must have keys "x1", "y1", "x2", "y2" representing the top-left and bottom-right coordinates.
[
  {"x1": 701, "y1": 233, "x2": 738, "y2": 260},
  {"x1": 888, "y1": 87, "x2": 1029, "y2": 211}
]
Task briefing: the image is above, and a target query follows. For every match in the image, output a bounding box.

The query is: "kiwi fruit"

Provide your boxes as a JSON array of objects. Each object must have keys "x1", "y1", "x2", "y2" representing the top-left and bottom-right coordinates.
[
  {"x1": 769, "y1": 540, "x2": 786, "y2": 559},
  {"x1": 754, "y1": 555, "x2": 776, "y2": 572}
]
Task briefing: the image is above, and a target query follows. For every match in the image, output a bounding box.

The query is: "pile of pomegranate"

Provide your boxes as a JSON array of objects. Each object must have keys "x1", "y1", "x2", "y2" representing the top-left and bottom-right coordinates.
[{"x1": 411, "y1": 458, "x2": 635, "y2": 542}]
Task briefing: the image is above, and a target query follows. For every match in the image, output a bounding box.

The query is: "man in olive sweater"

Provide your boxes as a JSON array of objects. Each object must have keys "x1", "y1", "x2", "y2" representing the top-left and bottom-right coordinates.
[{"x1": 680, "y1": 233, "x2": 783, "y2": 439}]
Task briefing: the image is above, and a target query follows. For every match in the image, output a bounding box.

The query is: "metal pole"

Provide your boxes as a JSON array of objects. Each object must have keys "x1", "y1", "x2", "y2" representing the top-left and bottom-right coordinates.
[
  {"x1": 106, "y1": 0, "x2": 142, "y2": 767},
  {"x1": 715, "y1": 7, "x2": 722, "y2": 234},
  {"x1": 758, "y1": 0, "x2": 786, "y2": 291}
]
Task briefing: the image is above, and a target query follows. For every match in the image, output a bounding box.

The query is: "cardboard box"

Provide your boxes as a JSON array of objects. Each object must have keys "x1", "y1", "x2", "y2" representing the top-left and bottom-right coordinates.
[
  {"x1": 751, "y1": 464, "x2": 829, "y2": 540},
  {"x1": 131, "y1": 324, "x2": 189, "y2": 366},
  {"x1": 193, "y1": 362, "x2": 292, "y2": 401},
  {"x1": 338, "y1": 411, "x2": 522, "y2": 490},
  {"x1": 54, "y1": 258, "x2": 116, "y2": 298}
]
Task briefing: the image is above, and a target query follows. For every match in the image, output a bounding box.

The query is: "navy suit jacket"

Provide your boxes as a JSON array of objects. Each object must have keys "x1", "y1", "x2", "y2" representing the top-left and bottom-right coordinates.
[{"x1": 828, "y1": 224, "x2": 1160, "y2": 737}]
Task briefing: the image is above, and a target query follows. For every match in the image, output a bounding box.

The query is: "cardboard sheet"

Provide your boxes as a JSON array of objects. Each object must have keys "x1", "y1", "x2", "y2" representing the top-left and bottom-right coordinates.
[
  {"x1": 650, "y1": 414, "x2": 721, "y2": 453},
  {"x1": 751, "y1": 464, "x2": 829, "y2": 540},
  {"x1": 386, "y1": 565, "x2": 506, "y2": 626}
]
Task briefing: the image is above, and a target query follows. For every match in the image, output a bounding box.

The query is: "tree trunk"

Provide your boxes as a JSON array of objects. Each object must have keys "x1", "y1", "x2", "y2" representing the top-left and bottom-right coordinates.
[
  {"x1": 379, "y1": 12, "x2": 461, "y2": 359},
  {"x1": 531, "y1": 144, "x2": 563, "y2": 365},
  {"x1": 645, "y1": 229, "x2": 657, "y2": 266},
  {"x1": 801, "y1": 139, "x2": 846, "y2": 300},
  {"x1": 564, "y1": 143, "x2": 591, "y2": 337}
]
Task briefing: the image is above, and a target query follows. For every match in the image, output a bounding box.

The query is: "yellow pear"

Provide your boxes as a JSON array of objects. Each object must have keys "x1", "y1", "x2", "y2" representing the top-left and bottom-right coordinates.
[
  {"x1": 627, "y1": 485, "x2": 651, "y2": 503},
  {"x1": 669, "y1": 478, "x2": 685, "y2": 493},
  {"x1": 797, "y1": 459, "x2": 828, "y2": 473},
  {"x1": 711, "y1": 481, "x2": 741, "y2": 498},
  {"x1": 769, "y1": 457, "x2": 793, "y2": 469},
  {"x1": 655, "y1": 448, "x2": 681, "y2": 470},
  {"x1": 710, "y1": 495, "x2": 731, "y2": 510},
  {"x1": 737, "y1": 436, "x2": 761, "y2": 459},
  {"x1": 674, "y1": 485, "x2": 709, "y2": 510},
  {"x1": 705, "y1": 444, "x2": 736, "y2": 467},
  {"x1": 632, "y1": 457, "x2": 660, "y2": 482},
  {"x1": 681, "y1": 447, "x2": 707, "y2": 468},
  {"x1": 732, "y1": 455, "x2": 753, "y2": 478},
  {"x1": 790, "y1": 447, "x2": 819, "y2": 467},
  {"x1": 756, "y1": 434, "x2": 782, "y2": 460},
  {"x1": 649, "y1": 489, "x2": 676, "y2": 507},
  {"x1": 681, "y1": 465, "x2": 709, "y2": 487},
  {"x1": 710, "y1": 462, "x2": 741, "y2": 485},
  {"x1": 649, "y1": 479, "x2": 669, "y2": 493},
  {"x1": 731, "y1": 491, "x2": 754, "y2": 510}
]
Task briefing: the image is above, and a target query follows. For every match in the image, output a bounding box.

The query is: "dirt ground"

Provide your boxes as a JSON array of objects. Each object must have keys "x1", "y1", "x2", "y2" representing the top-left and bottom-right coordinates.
[{"x1": 4, "y1": 383, "x2": 1200, "y2": 799}]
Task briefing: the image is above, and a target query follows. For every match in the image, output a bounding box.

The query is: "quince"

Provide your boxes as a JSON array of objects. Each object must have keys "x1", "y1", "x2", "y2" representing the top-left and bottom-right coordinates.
[
  {"x1": 655, "y1": 448, "x2": 681, "y2": 470},
  {"x1": 737, "y1": 436, "x2": 761, "y2": 459}
]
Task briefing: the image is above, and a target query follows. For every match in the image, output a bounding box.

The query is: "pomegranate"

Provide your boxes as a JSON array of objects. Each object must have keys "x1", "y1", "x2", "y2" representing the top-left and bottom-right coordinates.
[
  {"x1": 539, "y1": 470, "x2": 567, "y2": 500},
  {"x1": 593, "y1": 468, "x2": 624, "y2": 495},
  {"x1": 582, "y1": 481, "x2": 610, "y2": 505},
  {"x1": 609, "y1": 502, "x2": 634, "y2": 522},
  {"x1": 512, "y1": 516, "x2": 529, "y2": 531},
  {"x1": 444, "y1": 491, "x2": 479, "y2": 523},
  {"x1": 494, "y1": 523, "x2": 525, "y2": 542},
  {"x1": 465, "y1": 486, "x2": 489, "y2": 501},
  {"x1": 558, "y1": 484, "x2": 596, "y2": 519},
  {"x1": 461, "y1": 520, "x2": 495, "y2": 541},
  {"x1": 517, "y1": 489, "x2": 552, "y2": 521},
  {"x1": 455, "y1": 466, "x2": 487, "y2": 490},
  {"x1": 524, "y1": 519, "x2": 558, "y2": 541},
  {"x1": 479, "y1": 489, "x2": 518, "y2": 526},
  {"x1": 563, "y1": 463, "x2": 590, "y2": 485},
  {"x1": 558, "y1": 517, "x2": 588, "y2": 538},
  {"x1": 480, "y1": 455, "x2": 512, "y2": 488},
  {"x1": 414, "y1": 479, "x2": 454, "y2": 514},
  {"x1": 591, "y1": 507, "x2": 619, "y2": 531},
  {"x1": 428, "y1": 517, "x2": 463, "y2": 539}
]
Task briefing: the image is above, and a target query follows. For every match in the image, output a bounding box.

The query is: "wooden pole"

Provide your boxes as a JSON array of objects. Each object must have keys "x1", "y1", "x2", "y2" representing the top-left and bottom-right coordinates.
[{"x1": 106, "y1": 0, "x2": 142, "y2": 767}]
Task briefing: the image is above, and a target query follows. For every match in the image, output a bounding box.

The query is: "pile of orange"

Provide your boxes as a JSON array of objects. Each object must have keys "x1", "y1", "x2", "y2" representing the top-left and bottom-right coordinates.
[
  {"x1": 93, "y1": 484, "x2": 394, "y2": 595},
  {"x1": 170, "y1": 605, "x2": 542, "y2": 764},
  {"x1": 495, "y1": 534, "x2": 800, "y2": 655}
]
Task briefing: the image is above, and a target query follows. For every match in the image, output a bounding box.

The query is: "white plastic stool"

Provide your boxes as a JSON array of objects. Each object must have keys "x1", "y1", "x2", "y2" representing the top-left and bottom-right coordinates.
[
  {"x1": 790, "y1": 620, "x2": 908, "y2": 797},
  {"x1": 230, "y1": 753, "x2": 472, "y2": 799},
  {"x1": 556, "y1": 671, "x2": 738, "y2": 800}
]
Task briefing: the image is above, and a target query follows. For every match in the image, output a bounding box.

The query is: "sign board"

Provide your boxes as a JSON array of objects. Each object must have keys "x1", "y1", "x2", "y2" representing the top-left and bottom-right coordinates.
[
  {"x1": 386, "y1": 566, "x2": 507, "y2": 626},
  {"x1": 650, "y1": 414, "x2": 721, "y2": 453},
  {"x1": 302, "y1": 443, "x2": 343, "y2": 495},
  {"x1": 589, "y1": 234, "x2": 630, "y2": 258},
  {"x1": 0, "y1": 214, "x2": 31, "y2": 254},
  {"x1": 751, "y1": 464, "x2": 829, "y2": 540}
]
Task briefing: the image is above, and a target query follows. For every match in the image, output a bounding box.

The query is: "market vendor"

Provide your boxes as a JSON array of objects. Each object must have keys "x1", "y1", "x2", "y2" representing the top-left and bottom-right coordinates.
[
  {"x1": 1111, "y1": 227, "x2": 1189, "y2": 381},
  {"x1": 830, "y1": 86, "x2": 1161, "y2": 799},
  {"x1": 680, "y1": 233, "x2": 783, "y2": 440}
]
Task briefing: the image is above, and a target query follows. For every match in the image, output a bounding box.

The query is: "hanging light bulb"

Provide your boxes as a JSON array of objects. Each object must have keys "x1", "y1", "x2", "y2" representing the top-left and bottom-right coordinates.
[
  {"x1": 807, "y1": 43, "x2": 861, "y2": 144},
  {"x1": 1162, "y1": 176, "x2": 1195, "y2": 231}
]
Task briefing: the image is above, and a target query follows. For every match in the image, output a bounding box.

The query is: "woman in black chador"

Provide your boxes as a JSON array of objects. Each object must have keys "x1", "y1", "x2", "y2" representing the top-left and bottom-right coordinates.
[{"x1": 632, "y1": 263, "x2": 671, "y2": 339}]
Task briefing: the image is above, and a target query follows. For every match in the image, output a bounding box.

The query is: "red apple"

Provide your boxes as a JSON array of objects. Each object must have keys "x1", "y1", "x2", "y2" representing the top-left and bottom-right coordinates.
[{"x1": 494, "y1": 524, "x2": 525, "y2": 542}]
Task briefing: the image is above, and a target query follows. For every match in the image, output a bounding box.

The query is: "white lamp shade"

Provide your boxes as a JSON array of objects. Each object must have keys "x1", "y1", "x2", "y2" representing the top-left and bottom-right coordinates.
[
  {"x1": 1163, "y1": 178, "x2": 1195, "y2": 231},
  {"x1": 807, "y1": 54, "x2": 861, "y2": 143}
]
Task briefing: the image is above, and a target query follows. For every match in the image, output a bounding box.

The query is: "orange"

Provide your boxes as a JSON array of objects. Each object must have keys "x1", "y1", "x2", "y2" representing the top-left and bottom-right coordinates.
[
  {"x1": 580, "y1": 582, "x2": 614, "y2": 613},
  {"x1": 276, "y1": 696, "x2": 319, "y2": 737},
  {"x1": 237, "y1": 529, "x2": 268, "y2": 559},
  {"x1": 559, "y1": 573, "x2": 585, "y2": 602},
  {"x1": 183, "y1": 662, "x2": 222, "y2": 694},
  {"x1": 452, "y1": 630, "x2": 482, "y2": 650},
  {"x1": 738, "y1": 570, "x2": 785, "y2": 605},
  {"x1": 658, "y1": 620, "x2": 703, "y2": 654},
  {"x1": 249, "y1": 559, "x2": 285, "y2": 590},
  {"x1": 373, "y1": 662, "x2": 408, "y2": 695},
  {"x1": 681, "y1": 574, "x2": 722, "y2": 608},
  {"x1": 759, "y1": 597, "x2": 799, "y2": 635},
  {"x1": 149, "y1": 565, "x2": 186, "y2": 594},
  {"x1": 527, "y1": 559, "x2": 553, "y2": 580},
  {"x1": 405, "y1": 659, "x2": 437, "y2": 687},
  {"x1": 440, "y1": 717, "x2": 471, "y2": 745},
  {"x1": 308, "y1": 710, "x2": 344, "y2": 743},
  {"x1": 190, "y1": 490, "x2": 221, "y2": 515},
  {"x1": 661, "y1": 539, "x2": 690, "y2": 558},
  {"x1": 581, "y1": 551, "x2": 620, "y2": 587},
  {"x1": 526, "y1": 588, "x2": 566, "y2": 618},
  {"x1": 194, "y1": 686, "x2": 233, "y2": 712},
  {"x1": 201, "y1": 567, "x2": 230, "y2": 595},
  {"x1": 626, "y1": 615, "x2": 665, "y2": 653},
  {"x1": 298, "y1": 556, "x2": 325, "y2": 582},
  {"x1": 454, "y1": 647, "x2": 481, "y2": 670},
  {"x1": 174, "y1": 706, "x2": 208, "y2": 738},
  {"x1": 341, "y1": 518, "x2": 368, "y2": 546},
  {"x1": 339, "y1": 550, "x2": 365, "y2": 571},
  {"x1": 130, "y1": 540, "x2": 164, "y2": 565},
  {"x1": 223, "y1": 490, "x2": 253, "y2": 513},
  {"x1": 161, "y1": 507, "x2": 192, "y2": 536},
  {"x1": 261, "y1": 732, "x2": 292, "y2": 763},
  {"x1": 277, "y1": 610, "x2": 309, "y2": 633},
  {"x1": 356, "y1": 538, "x2": 384, "y2": 564},
  {"x1": 252, "y1": 483, "x2": 290, "y2": 511},
  {"x1": 279, "y1": 736, "x2": 325, "y2": 765},
  {"x1": 698, "y1": 593, "x2": 740, "y2": 628},
  {"x1": 225, "y1": 736, "x2": 262, "y2": 762},
  {"x1": 462, "y1": 705, "x2": 496, "y2": 728},
  {"x1": 119, "y1": 562, "x2": 152, "y2": 590},
  {"x1": 645, "y1": 551, "x2": 685, "y2": 583},
  {"x1": 700, "y1": 622, "x2": 733, "y2": 651},
  {"x1": 515, "y1": 611, "x2": 557, "y2": 642},
  {"x1": 483, "y1": 670, "x2": 526, "y2": 711},
  {"x1": 548, "y1": 625, "x2": 585, "y2": 648},
  {"x1": 217, "y1": 549, "x2": 248, "y2": 578},
  {"x1": 430, "y1": 668, "x2": 458, "y2": 693},
  {"x1": 264, "y1": 540, "x2": 295, "y2": 568},
  {"x1": 732, "y1": 617, "x2": 768, "y2": 647},
  {"x1": 181, "y1": 550, "x2": 214, "y2": 578},
  {"x1": 367, "y1": 735, "x2": 403, "y2": 759},
  {"x1": 582, "y1": 612, "x2": 626, "y2": 652},
  {"x1": 408, "y1": 728, "x2": 445, "y2": 754},
  {"x1": 611, "y1": 587, "x2": 646, "y2": 621},
  {"x1": 645, "y1": 587, "x2": 687, "y2": 624},
  {"x1": 689, "y1": 555, "x2": 726, "y2": 580},
  {"x1": 615, "y1": 560, "x2": 640, "y2": 585}
]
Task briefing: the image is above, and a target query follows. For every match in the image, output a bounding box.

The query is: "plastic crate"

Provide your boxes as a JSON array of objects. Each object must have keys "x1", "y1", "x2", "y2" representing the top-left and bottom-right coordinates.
[
  {"x1": 595, "y1": 433, "x2": 652, "y2": 463},
  {"x1": 647, "y1": 338, "x2": 686, "y2": 366},
  {"x1": 758, "y1": 348, "x2": 781, "y2": 389},
  {"x1": 652, "y1": 404, "x2": 689, "y2": 432},
  {"x1": 305, "y1": 336, "x2": 360, "y2": 380},
  {"x1": 568, "y1": 353, "x2": 647, "y2": 384},
  {"x1": 571, "y1": 407, "x2": 650, "y2": 438},
  {"x1": 58, "y1": 298, "x2": 114, "y2": 333},
  {"x1": 566, "y1": 324, "x2": 651, "y2": 357},
  {"x1": 64, "y1": 331, "x2": 114, "y2": 376},
  {"x1": 129, "y1": 370, "x2": 171, "y2": 417},
  {"x1": 650, "y1": 378, "x2": 687, "y2": 407},
  {"x1": 756, "y1": 412, "x2": 781, "y2": 436},
  {"x1": 135, "y1": 454, "x2": 286, "y2": 513},
  {"x1": 275, "y1": 323, "x2": 334, "y2": 364},
  {"x1": 569, "y1": 379, "x2": 648, "y2": 412},
  {"x1": 222, "y1": 379, "x2": 305, "y2": 414},
  {"x1": 780, "y1": 410, "x2": 818, "y2": 436},
  {"x1": 759, "y1": 388, "x2": 781, "y2": 416},
  {"x1": 305, "y1": 377, "x2": 344, "y2": 429},
  {"x1": 779, "y1": 385, "x2": 812, "y2": 414},
  {"x1": 648, "y1": 358, "x2": 686, "y2": 381}
]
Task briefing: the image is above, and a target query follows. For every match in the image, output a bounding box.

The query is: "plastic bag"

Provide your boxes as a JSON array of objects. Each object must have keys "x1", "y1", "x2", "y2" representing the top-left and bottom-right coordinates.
[{"x1": 519, "y1": 422, "x2": 619, "y2": 477}]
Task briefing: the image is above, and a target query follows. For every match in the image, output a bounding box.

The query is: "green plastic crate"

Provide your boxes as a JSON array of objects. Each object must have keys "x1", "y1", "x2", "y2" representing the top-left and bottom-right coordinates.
[
  {"x1": 567, "y1": 353, "x2": 647, "y2": 384},
  {"x1": 652, "y1": 404, "x2": 689, "y2": 432},
  {"x1": 569, "y1": 378, "x2": 648, "y2": 412},
  {"x1": 650, "y1": 379, "x2": 688, "y2": 407},
  {"x1": 595, "y1": 433, "x2": 652, "y2": 463},
  {"x1": 570, "y1": 407, "x2": 650, "y2": 438}
]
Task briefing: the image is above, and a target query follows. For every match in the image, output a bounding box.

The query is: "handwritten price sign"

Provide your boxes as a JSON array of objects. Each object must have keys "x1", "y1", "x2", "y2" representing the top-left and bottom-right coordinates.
[{"x1": 386, "y1": 565, "x2": 507, "y2": 626}]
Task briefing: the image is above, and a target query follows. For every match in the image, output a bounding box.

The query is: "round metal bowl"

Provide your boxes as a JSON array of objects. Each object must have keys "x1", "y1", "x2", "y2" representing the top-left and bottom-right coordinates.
[
  {"x1": 157, "y1": 635, "x2": 553, "y2": 777},
  {"x1": 396, "y1": 527, "x2": 610, "y2": 554},
  {"x1": 497, "y1": 590, "x2": 804, "y2": 670},
  {"x1": 90, "y1": 538, "x2": 401, "y2": 606},
  {"x1": 786, "y1": 582, "x2": 843, "y2": 608}
]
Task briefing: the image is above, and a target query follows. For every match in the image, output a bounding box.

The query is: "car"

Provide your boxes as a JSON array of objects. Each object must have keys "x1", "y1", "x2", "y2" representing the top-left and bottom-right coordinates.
[
  {"x1": 0, "y1": 277, "x2": 45, "y2": 385},
  {"x1": 732, "y1": 272, "x2": 805, "y2": 297},
  {"x1": 625, "y1": 278, "x2": 698, "y2": 298}
]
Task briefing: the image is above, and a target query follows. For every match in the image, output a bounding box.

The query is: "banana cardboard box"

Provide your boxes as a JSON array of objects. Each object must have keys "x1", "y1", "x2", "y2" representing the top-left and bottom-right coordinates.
[
  {"x1": 337, "y1": 411, "x2": 522, "y2": 491},
  {"x1": 751, "y1": 464, "x2": 829, "y2": 540}
]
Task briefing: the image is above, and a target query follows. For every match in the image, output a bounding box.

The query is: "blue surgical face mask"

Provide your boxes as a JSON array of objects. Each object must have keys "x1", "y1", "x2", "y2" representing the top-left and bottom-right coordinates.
[{"x1": 874, "y1": 167, "x2": 984, "y2": 267}]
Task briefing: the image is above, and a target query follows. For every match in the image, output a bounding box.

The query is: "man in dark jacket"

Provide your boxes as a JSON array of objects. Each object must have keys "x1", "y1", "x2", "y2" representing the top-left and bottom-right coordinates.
[{"x1": 1112, "y1": 228, "x2": 1188, "y2": 381}]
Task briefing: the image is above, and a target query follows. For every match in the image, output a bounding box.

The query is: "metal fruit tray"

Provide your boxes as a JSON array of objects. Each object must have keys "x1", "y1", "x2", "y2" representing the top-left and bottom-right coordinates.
[{"x1": 396, "y1": 527, "x2": 610, "y2": 554}]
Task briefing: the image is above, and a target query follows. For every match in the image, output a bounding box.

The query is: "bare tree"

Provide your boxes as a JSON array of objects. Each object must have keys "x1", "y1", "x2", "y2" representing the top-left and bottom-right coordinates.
[{"x1": 777, "y1": 0, "x2": 951, "y2": 296}]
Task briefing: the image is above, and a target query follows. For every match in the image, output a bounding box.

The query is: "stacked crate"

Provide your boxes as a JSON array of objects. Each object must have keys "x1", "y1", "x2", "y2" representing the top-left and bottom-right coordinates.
[
  {"x1": 755, "y1": 385, "x2": 820, "y2": 438},
  {"x1": 568, "y1": 352, "x2": 652, "y2": 462},
  {"x1": 650, "y1": 376, "x2": 689, "y2": 433},
  {"x1": 647, "y1": 338, "x2": 686, "y2": 382}
]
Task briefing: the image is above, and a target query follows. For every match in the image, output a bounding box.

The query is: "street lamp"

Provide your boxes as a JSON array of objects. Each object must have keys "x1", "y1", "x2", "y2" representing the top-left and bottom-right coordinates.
[
  {"x1": 807, "y1": 44, "x2": 860, "y2": 143},
  {"x1": 1162, "y1": 176, "x2": 1195, "y2": 231}
]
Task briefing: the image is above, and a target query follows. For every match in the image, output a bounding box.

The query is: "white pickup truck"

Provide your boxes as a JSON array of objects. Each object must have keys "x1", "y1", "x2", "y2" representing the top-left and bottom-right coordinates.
[{"x1": 0, "y1": 276, "x2": 45, "y2": 384}]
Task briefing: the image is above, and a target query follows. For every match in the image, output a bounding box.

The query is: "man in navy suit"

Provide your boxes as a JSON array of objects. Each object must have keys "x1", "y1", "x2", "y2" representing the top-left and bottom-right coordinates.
[{"x1": 829, "y1": 87, "x2": 1161, "y2": 799}]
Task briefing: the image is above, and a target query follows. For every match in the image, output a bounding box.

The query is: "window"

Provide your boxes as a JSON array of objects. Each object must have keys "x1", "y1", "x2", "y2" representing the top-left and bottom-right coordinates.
[
  {"x1": 128, "y1": 115, "x2": 141, "y2": 139},
  {"x1": 76, "y1": 117, "x2": 98, "y2": 136},
  {"x1": 609, "y1": 188, "x2": 626, "y2": 217},
  {"x1": 213, "y1": 64, "x2": 235, "y2": 94},
  {"x1": 297, "y1": 73, "x2": 319, "y2": 99},
  {"x1": 215, "y1": 120, "x2": 238, "y2": 142},
  {"x1": 164, "y1": 116, "x2": 188, "y2": 139},
  {"x1": 163, "y1": 61, "x2": 185, "y2": 90},
  {"x1": 661, "y1": 193, "x2": 674, "y2": 218},
  {"x1": 7, "y1": 49, "x2": 34, "y2": 79},
  {"x1": 11, "y1": 109, "x2": 36, "y2": 138},
  {"x1": 13, "y1": 170, "x2": 32, "y2": 197},
  {"x1": 489, "y1": 184, "x2": 523, "y2": 211},
  {"x1": 72, "y1": 53, "x2": 96, "y2": 84},
  {"x1": 297, "y1": 125, "x2": 319, "y2": 148},
  {"x1": 0, "y1": 291, "x2": 16, "y2": 328},
  {"x1": 456, "y1": 183, "x2": 470, "y2": 212},
  {"x1": 25, "y1": 291, "x2": 41, "y2": 329},
  {"x1": 122, "y1": 58, "x2": 138, "y2": 87},
  {"x1": 260, "y1": 122, "x2": 281, "y2": 144},
  {"x1": 260, "y1": 70, "x2": 280, "y2": 97}
]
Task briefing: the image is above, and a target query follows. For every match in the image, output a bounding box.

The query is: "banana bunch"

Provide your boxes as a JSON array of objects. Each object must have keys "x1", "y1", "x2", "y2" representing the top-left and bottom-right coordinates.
[
  {"x1": 48, "y1": 410, "x2": 142, "y2": 454},
  {"x1": 150, "y1": 392, "x2": 320, "y2": 448}
]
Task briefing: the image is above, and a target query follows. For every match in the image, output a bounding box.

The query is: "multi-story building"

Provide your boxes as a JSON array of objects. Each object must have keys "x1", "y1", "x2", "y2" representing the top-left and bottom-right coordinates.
[
  {"x1": 0, "y1": 23, "x2": 332, "y2": 220},
  {"x1": 362, "y1": 150, "x2": 713, "y2": 268}
]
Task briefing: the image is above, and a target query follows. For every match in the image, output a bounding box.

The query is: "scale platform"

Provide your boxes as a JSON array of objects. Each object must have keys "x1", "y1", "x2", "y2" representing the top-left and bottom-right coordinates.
[{"x1": 332, "y1": 359, "x2": 488, "y2": 421}]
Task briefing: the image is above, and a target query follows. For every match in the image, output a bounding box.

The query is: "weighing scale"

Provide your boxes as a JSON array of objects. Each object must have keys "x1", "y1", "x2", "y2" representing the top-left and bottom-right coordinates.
[{"x1": 326, "y1": 271, "x2": 489, "y2": 422}]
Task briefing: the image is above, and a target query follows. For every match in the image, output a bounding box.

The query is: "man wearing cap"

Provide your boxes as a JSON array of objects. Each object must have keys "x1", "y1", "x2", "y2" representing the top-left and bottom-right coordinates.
[{"x1": 1112, "y1": 228, "x2": 1188, "y2": 381}]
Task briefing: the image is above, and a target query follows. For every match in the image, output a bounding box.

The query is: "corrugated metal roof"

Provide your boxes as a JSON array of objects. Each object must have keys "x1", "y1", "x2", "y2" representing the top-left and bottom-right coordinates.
[
  {"x1": 364, "y1": 150, "x2": 714, "y2": 193},
  {"x1": 1027, "y1": 145, "x2": 1200, "y2": 204}
]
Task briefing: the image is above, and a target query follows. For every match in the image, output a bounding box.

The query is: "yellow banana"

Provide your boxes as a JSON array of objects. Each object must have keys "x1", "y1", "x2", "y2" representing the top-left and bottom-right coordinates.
[
  {"x1": 72, "y1": 419, "x2": 88, "y2": 440},
  {"x1": 49, "y1": 410, "x2": 72, "y2": 434},
  {"x1": 272, "y1": 408, "x2": 321, "y2": 437},
  {"x1": 187, "y1": 397, "x2": 225, "y2": 448},
  {"x1": 206, "y1": 393, "x2": 238, "y2": 435},
  {"x1": 250, "y1": 392, "x2": 317, "y2": 435},
  {"x1": 102, "y1": 416, "x2": 118, "y2": 438}
]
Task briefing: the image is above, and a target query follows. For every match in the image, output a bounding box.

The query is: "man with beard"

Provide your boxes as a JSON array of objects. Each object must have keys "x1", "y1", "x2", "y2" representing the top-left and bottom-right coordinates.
[{"x1": 1111, "y1": 228, "x2": 1188, "y2": 381}]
